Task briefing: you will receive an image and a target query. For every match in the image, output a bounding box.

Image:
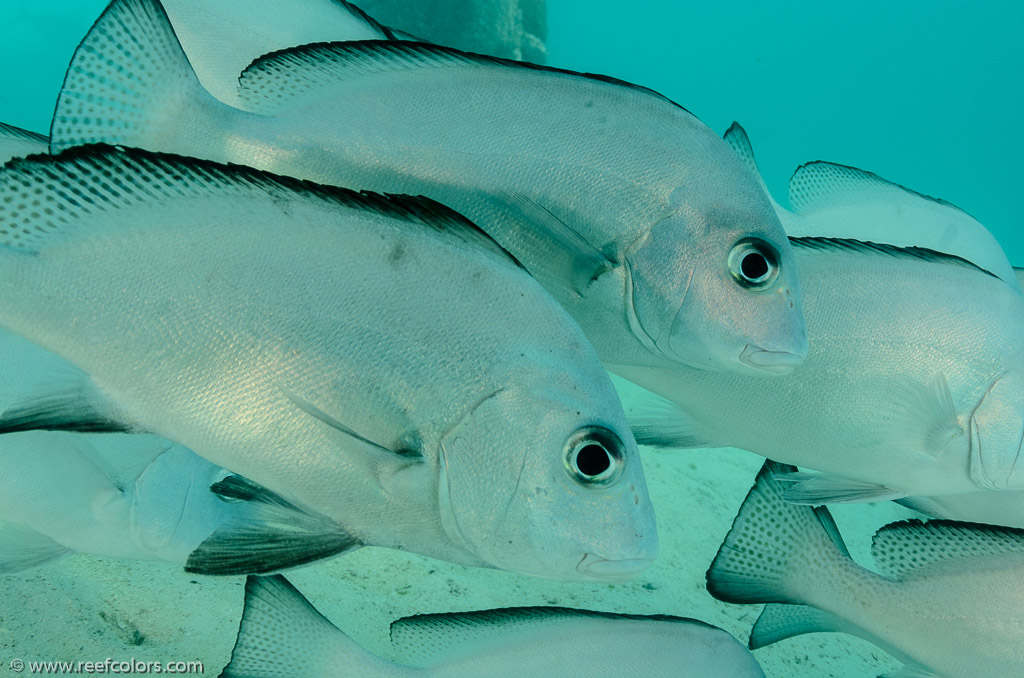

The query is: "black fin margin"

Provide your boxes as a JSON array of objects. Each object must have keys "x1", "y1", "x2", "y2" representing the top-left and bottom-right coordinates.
[
  {"x1": 186, "y1": 475, "x2": 361, "y2": 576},
  {"x1": 5, "y1": 143, "x2": 524, "y2": 272},
  {"x1": 790, "y1": 236, "x2": 998, "y2": 280},
  {"x1": 241, "y1": 39, "x2": 693, "y2": 117}
]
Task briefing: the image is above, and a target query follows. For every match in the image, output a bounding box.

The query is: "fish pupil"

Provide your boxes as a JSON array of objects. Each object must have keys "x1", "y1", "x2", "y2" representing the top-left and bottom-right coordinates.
[
  {"x1": 576, "y1": 443, "x2": 611, "y2": 477},
  {"x1": 741, "y1": 252, "x2": 769, "y2": 281}
]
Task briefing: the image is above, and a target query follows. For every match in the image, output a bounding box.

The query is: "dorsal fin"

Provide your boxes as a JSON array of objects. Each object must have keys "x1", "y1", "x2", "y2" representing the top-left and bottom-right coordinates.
[
  {"x1": 870, "y1": 519, "x2": 1024, "y2": 578},
  {"x1": 237, "y1": 39, "x2": 687, "y2": 115},
  {"x1": 789, "y1": 237, "x2": 998, "y2": 279},
  {"x1": 786, "y1": 162, "x2": 1017, "y2": 289},
  {"x1": 722, "y1": 123, "x2": 768, "y2": 193},
  {"x1": 0, "y1": 123, "x2": 48, "y2": 146},
  {"x1": 0, "y1": 144, "x2": 522, "y2": 270},
  {"x1": 789, "y1": 161, "x2": 962, "y2": 215},
  {"x1": 390, "y1": 607, "x2": 704, "y2": 667}
]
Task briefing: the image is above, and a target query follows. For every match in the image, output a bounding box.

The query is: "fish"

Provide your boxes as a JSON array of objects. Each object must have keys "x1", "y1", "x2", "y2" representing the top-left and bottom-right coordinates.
[
  {"x1": 706, "y1": 460, "x2": 1024, "y2": 678},
  {"x1": 48, "y1": 0, "x2": 808, "y2": 377},
  {"x1": 621, "y1": 131, "x2": 1024, "y2": 502},
  {"x1": 159, "y1": 0, "x2": 394, "y2": 108},
  {"x1": 0, "y1": 144, "x2": 656, "y2": 581},
  {"x1": 0, "y1": 122, "x2": 47, "y2": 164},
  {"x1": 218, "y1": 574, "x2": 766, "y2": 677},
  {"x1": 724, "y1": 122, "x2": 1019, "y2": 290}
]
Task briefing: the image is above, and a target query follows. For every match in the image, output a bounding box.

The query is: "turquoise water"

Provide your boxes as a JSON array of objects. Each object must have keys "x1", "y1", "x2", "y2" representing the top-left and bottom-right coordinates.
[{"x1": 0, "y1": 2, "x2": 1021, "y2": 676}]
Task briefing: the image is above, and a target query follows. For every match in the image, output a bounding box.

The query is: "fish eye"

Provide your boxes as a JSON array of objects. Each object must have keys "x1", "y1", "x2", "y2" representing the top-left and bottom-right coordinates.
[
  {"x1": 728, "y1": 238, "x2": 780, "y2": 289},
  {"x1": 564, "y1": 426, "x2": 625, "y2": 486}
]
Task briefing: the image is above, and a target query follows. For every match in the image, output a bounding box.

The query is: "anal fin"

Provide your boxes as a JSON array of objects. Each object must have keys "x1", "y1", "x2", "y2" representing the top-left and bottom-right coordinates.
[
  {"x1": 749, "y1": 603, "x2": 851, "y2": 649},
  {"x1": 185, "y1": 475, "x2": 361, "y2": 575}
]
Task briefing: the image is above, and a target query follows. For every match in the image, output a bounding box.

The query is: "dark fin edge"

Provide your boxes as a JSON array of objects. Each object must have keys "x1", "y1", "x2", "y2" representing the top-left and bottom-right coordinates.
[
  {"x1": 790, "y1": 236, "x2": 998, "y2": 280},
  {"x1": 240, "y1": 39, "x2": 692, "y2": 117}
]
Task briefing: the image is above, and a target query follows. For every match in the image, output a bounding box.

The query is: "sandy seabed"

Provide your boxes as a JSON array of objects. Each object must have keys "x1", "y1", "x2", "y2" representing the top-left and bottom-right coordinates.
[{"x1": 0, "y1": 380, "x2": 916, "y2": 677}]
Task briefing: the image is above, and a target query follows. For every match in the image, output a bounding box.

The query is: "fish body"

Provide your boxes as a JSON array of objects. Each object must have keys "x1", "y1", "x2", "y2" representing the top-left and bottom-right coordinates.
[
  {"x1": 707, "y1": 461, "x2": 1024, "y2": 678},
  {"x1": 50, "y1": 0, "x2": 807, "y2": 377},
  {"x1": 220, "y1": 575, "x2": 765, "y2": 678},
  {"x1": 0, "y1": 146, "x2": 655, "y2": 581},
  {"x1": 622, "y1": 235, "x2": 1024, "y2": 500}
]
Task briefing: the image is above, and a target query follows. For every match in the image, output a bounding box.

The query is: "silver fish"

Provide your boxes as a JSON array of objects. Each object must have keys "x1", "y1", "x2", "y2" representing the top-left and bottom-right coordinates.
[
  {"x1": 49, "y1": 0, "x2": 807, "y2": 376},
  {"x1": 0, "y1": 145, "x2": 656, "y2": 582},
  {"x1": 707, "y1": 460, "x2": 1024, "y2": 678},
  {"x1": 622, "y1": 131, "x2": 1024, "y2": 502},
  {"x1": 220, "y1": 575, "x2": 766, "y2": 677}
]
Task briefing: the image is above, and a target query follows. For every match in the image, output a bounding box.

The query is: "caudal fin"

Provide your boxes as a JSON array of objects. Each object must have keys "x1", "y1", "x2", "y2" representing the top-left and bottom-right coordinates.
[
  {"x1": 50, "y1": 0, "x2": 219, "y2": 154},
  {"x1": 705, "y1": 460, "x2": 852, "y2": 607},
  {"x1": 221, "y1": 575, "x2": 394, "y2": 678}
]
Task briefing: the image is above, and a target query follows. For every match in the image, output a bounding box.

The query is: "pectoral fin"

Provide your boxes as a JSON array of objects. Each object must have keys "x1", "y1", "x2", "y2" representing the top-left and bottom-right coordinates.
[
  {"x1": 185, "y1": 476, "x2": 360, "y2": 575},
  {"x1": 776, "y1": 472, "x2": 905, "y2": 504},
  {"x1": 0, "y1": 522, "x2": 73, "y2": 574},
  {"x1": 0, "y1": 365, "x2": 130, "y2": 434},
  {"x1": 494, "y1": 191, "x2": 616, "y2": 295}
]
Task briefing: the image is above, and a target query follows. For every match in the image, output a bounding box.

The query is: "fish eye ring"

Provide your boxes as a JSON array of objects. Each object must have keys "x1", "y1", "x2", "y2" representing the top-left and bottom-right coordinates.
[
  {"x1": 728, "y1": 238, "x2": 780, "y2": 289},
  {"x1": 563, "y1": 426, "x2": 625, "y2": 487}
]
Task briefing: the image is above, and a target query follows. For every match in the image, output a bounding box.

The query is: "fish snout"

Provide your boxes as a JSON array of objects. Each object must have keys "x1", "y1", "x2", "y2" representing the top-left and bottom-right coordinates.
[
  {"x1": 738, "y1": 344, "x2": 807, "y2": 375},
  {"x1": 576, "y1": 554, "x2": 655, "y2": 582}
]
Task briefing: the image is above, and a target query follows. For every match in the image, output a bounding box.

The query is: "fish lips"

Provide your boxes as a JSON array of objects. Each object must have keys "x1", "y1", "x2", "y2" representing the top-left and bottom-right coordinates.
[
  {"x1": 738, "y1": 344, "x2": 808, "y2": 375},
  {"x1": 576, "y1": 554, "x2": 655, "y2": 582}
]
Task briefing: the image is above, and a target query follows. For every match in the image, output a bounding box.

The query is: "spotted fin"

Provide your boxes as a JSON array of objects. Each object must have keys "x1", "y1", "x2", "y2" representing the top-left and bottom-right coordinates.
[
  {"x1": 49, "y1": 0, "x2": 222, "y2": 153},
  {"x1": 185, "y1": 476, "x2": 360, "y2": 575},
  {"x1": 159, "y1": 0, "x2": 393, "y2": 107},
  {"x1": 706, "y1": 460, "x2": 853, "y2": 605},
  {"x1": 0, "y1": 522, "x2": 73, "y2": 574},
  {"x1": 237, "y1": 40, "x2": 682, "y2": 115},
  {"x1": 0, "y1": 143, "x2": 521, "y2": 274},
  {"x1": 870, "y1": 519, "x2": 1024, "y2": 578},
  {"x1": 221, "y1": 575, "x2": 392, "y2": 677}
]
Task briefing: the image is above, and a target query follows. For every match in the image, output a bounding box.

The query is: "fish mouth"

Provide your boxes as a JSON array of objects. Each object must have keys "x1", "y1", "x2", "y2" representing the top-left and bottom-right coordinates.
[
  {"x1": 576, "y1": 554, "x2": 654, "y2": 582},
  {"x1": 738, "y1": 345, "x2": 806, "y2": 375}
]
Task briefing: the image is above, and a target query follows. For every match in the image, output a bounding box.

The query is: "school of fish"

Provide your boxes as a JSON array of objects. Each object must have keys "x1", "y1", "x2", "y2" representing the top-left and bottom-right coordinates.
[{"x1": 0, "y1": 0, "x2": 1018, "y2": 676}]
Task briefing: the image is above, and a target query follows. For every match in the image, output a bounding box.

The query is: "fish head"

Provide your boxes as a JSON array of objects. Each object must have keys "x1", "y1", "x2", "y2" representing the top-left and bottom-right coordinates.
[
  {"x1": 626, "y1": 194, "x2": 807, "y2": 376},
  {"x1": 969, "y1": 372, "x2": 1024, "y2": 491},
  {"x1": 437, "y1": 378, "x2": 657, "y2": 583}
]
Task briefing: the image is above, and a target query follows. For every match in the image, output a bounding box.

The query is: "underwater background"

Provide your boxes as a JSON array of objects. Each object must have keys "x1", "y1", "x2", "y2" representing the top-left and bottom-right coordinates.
[{"x1": 0, "y1": 1, "x2": 1020, "y2": 676}]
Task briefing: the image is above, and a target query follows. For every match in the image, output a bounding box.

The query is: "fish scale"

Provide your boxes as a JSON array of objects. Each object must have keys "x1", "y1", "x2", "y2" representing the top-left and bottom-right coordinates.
[
  {"x1": 0, "y1": 145, "x2": 656, "y2": 582},
  {"x1": 49, "y1": 0, "x2": 808, "y2": 377}
]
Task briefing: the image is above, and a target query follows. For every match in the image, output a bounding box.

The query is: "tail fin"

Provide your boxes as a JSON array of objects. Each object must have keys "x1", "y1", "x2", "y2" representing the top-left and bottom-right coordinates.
[
  {"x1": 50, "y1": 0, "x2": 221, "y2": 154},
  {"x1": 705, "y1": 460, "x2": 852, "y2": 606},
  {"x1": 221, "y1": 575, "x2": 394, "y2": 677}
]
